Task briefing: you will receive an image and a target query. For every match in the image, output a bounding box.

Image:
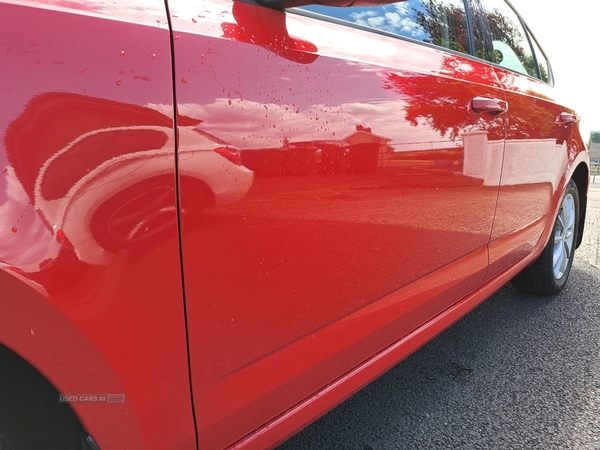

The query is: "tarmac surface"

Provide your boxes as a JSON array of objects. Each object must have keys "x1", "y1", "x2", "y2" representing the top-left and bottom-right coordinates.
[{"x1": 279, "y1": 179, "x2": 600, "y2": 450}]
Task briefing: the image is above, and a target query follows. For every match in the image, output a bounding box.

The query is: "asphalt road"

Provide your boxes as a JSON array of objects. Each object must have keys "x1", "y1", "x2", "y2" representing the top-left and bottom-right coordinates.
[{"x1": 279, "y1": 183, "x2": 600, "y2": 450}]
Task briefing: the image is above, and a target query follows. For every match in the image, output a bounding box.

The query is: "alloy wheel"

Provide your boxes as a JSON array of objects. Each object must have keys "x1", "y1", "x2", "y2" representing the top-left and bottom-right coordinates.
[{"x1": 553, "y1": 192, "x2": 576, "y2": 280}]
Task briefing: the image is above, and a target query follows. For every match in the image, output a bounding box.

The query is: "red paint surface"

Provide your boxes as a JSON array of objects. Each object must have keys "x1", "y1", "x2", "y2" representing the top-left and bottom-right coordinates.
[
  {"x1": 0, "y1": 0, "x2": 589, "y2": 449},
  {"x1": 0, "y1": 2, "x2": 195, "y2": 449},
  {"x1": 166, "y1": 0, "x2": 583, "y2": 448}
]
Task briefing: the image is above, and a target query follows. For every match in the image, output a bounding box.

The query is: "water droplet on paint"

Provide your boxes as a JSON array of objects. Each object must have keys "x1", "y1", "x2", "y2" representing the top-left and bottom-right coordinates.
[
  {"x1": 116, "y1": 80, "x2": 122, "y2": 86},
  {"x1": 11, "y1": 226, "x2": 17, "y2": 233},
  {"x1": 120, "y1": 50, "x2": 125, "y2": 56},
  {"x1": 181, "y1": 77, "x2": 187, "y2": 83}
]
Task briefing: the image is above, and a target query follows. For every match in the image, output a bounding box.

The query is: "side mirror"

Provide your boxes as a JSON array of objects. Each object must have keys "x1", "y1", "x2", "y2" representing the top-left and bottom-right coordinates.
[{"x1": 223, "y1": 1, "x2": 319, "y2": 64}]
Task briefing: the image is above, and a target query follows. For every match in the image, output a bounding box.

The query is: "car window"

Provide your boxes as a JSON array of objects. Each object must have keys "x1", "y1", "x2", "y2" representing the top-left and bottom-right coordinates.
[
  {"x1": 527, "y1": 31, "x2": 551, "y2": 84},
  {"x1": 299, "y1": 0, "x2": 472, "y2": 55},
  {"x1": 477, "y1": 0, "x2": 537, "y2": 78},
  {"x1": 467, "y1": 0, "x2": 488, "y2": 60}
]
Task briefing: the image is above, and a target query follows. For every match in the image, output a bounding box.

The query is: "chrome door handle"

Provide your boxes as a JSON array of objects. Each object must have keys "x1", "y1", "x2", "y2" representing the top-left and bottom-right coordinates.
[
  {"x1": 470, "y1": 97, "x2": 508, "y2": 116},
  {"x1": 555, "y1": 112, "x2": 579, "y2": 125}
]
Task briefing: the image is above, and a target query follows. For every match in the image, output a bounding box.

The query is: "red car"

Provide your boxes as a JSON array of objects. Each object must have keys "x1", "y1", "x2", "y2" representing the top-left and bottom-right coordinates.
[{"x1": 0, "y1": 0, "x2": 589, "y2": 449}]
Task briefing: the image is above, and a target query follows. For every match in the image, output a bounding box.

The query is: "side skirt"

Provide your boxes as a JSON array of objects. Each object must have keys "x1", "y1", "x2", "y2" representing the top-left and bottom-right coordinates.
[{"x1": 230, "y1": 242, "x2": 545, "y2": 450}]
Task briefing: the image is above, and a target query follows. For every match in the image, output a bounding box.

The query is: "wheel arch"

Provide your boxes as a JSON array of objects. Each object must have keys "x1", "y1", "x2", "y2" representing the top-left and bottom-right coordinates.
[
  {"x1": 571, "y1": 161, "x2": 589, "y2": 249},
  {"x1": 0, "y1": 268, "x2": 145, "y2": 449},
  {"x1": 0, "y1": 342, "x2": 102, "y2": 449}
]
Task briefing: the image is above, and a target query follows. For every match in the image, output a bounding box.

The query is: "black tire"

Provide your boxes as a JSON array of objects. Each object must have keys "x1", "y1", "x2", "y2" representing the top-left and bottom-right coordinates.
[
  {"x1": 512, "y1": 179, "x2": 579, "y2": 296},
  {"x1": 0, "y1": 345, "x2": 98, "y2": 450}
]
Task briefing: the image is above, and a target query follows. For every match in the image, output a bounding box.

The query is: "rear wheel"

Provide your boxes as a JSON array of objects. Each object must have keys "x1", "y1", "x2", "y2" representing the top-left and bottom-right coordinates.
[{"x1": 512, "y1": 179, "x2": 579, "y2": 295}]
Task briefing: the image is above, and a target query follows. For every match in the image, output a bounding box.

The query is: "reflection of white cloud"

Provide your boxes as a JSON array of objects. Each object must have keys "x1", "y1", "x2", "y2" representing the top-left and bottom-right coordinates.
[
  {"x1": 394, "y1": 3, "x2": 409, "y2": 14},
  {"x1": 349, "y1": 10, "x2": 380, "y2": 21},
  {"x1": 148, "y1": 97, "x2": 443, "y2": 150},
  {"x1": 348, "y1": 6, "x2": 424, "y2": 39},
  {"x1": 366, "y1": 16, "x2": 386, "y2": 28},
  {"x1": 385, "y1": 12, "x2": 402, "y2": 28},
  {"x1": 400, "y1": 18, "x2": 421, "y2": 37}
]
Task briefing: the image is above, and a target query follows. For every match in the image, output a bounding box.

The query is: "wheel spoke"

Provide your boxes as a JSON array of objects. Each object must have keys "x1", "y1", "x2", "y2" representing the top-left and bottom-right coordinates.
[
  {"x1": 565, "y1": 198, "x2": 575, "y2": 229},
  {"x1": 557, "y1": 210, "x2": 566, "y2": 233}
]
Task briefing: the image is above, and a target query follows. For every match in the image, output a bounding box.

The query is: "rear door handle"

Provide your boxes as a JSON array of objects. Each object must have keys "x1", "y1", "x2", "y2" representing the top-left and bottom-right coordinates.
[
  {"x1": 470, "y1": 97, "x2": 508, "y2": 116},
  {"x1": 555, "y1": 112, "x2": 579, "y2": 125}
]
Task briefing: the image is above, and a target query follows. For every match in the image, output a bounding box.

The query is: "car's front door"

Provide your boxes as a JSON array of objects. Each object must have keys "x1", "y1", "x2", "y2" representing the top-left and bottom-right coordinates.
[{"x1": 170, "y1": 0, "x2": 506, "y2": 447}]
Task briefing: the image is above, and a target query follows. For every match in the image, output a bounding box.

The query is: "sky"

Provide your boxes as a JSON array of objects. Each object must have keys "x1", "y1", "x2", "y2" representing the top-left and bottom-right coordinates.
[{"x1": 510, "y1": 1, "x2": 599, "y2": 139}]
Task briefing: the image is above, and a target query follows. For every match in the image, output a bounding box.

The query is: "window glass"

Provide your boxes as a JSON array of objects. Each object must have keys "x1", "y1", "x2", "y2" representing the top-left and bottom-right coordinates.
[
  {"x1": 527, "y1": 32, "x2": 551, "y2": 83},
  {"x1": 300, "y1": 0, "x2": 471, "y2": 55},
  {"x1": 467, "y1": 0, "x2": 488, "y2": 60},
  {"x1": 478, "y1": 0, "x2": 536, "y2": 78}
]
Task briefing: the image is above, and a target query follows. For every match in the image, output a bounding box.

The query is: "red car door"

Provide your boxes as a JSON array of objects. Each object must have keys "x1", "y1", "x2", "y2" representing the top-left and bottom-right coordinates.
[
  {"x1": 474, "y1": 0, "x2": 581, "y2": 280},
  {"x1": 170, "y1": 0, "x2": 506, "y2": 447}
]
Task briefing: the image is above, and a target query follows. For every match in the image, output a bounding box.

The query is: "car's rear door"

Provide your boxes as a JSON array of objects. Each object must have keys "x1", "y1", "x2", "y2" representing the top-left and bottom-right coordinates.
[
  {"x1": 473, "y1": 0, "x2": 577, "y2": 279},
  {"x1": 169, "y1": 0, "x2": 506, "y2": 447}
]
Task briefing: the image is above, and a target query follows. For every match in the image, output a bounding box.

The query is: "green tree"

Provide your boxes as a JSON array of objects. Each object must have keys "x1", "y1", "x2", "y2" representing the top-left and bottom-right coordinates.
[{"x1": 413, "y1": 0, "x2": 470, "y2": 54}]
